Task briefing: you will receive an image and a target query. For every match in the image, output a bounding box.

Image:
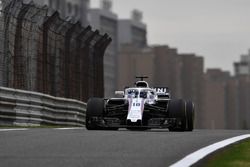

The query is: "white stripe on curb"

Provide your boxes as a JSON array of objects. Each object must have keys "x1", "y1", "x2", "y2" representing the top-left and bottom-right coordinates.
[
  {"x1": 0, "y1": 128, "x2": 28, "y2": 132},
  {"x1": 170, "y1": 134, "x2": 250, "y2": 167},
  {"x1": 54, "y1": 127, "x2": 84, "y2": 130}
]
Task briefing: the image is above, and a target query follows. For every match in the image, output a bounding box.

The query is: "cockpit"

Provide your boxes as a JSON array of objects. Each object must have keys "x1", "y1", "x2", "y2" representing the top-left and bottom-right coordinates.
[
  {"x1": 126, "y1": 88, "x2": 156, "y2": 99},
  {"x1": 127, "y1": 89, "x2": 139, "y2": 98}
]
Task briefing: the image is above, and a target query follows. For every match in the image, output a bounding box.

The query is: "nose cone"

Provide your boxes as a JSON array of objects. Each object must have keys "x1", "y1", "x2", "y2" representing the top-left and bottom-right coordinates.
[{"x1": 127, "y1": 98, "x2": 144, "y2": 123}]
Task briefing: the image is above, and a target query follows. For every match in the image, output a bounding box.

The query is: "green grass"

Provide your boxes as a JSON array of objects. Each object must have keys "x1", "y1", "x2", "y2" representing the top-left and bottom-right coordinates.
[{"x1": 202, "y1": 139, "x2": 250, "y2": 167}]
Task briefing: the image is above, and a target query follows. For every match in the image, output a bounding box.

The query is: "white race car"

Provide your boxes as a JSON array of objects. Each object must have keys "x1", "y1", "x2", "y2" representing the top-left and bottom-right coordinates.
[{"x1": 85, "y1": 77, "x2": 194, "y2": 131}]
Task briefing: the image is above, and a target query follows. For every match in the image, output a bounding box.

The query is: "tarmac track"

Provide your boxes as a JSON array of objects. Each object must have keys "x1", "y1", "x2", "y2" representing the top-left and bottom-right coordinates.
[{"x1": 0, "y1": 128, "x2": 250, "y2": 167}]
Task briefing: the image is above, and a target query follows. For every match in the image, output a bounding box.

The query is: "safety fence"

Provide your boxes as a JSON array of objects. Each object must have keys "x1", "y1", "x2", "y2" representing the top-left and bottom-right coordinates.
[
  {"x1": 0, "y1": 86, "x2": 86, "y2": 126},
  {"x1": 0, "y1": 0, "x2": 111, "y2": 102}
]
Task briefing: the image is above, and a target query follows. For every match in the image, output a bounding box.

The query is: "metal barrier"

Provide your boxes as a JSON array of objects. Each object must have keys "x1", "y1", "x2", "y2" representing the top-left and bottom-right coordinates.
[{"x1": 0, "y1": 86, "x2": 86, "y2": 126}]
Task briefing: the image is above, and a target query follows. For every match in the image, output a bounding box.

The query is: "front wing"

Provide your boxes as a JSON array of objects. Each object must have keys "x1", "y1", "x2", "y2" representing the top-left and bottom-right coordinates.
[
  {"x1": 89, "y1": 103, "x2": 183, "y2": 129},
  {"x1": 89, "y1": 117, "x2": 181, "y2": 129}
]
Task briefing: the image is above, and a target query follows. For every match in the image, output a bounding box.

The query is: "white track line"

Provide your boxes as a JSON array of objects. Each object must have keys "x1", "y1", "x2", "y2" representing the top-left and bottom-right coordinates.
[
  {"x1": 170, "y1": 134, "x2": 250, "y2": 167},
  {"x1": 54, "y1": 127, "x2": 84, "y2": 130},
  {"x1": 0, "y1": 128, "x2": 28, "y2": 132}
]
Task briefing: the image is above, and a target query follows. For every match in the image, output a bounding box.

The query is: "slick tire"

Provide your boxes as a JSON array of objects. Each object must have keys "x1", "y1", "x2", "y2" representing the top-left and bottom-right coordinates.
[
  {"x1": 168, "y1": 99, "x2": 187, "y2": 132},
  {"x1": 85, "y1": 98, "x2": 104, "y2": 130},
  {"x1": 186, "y1": 101, "x2": 195, "y2": 131}
]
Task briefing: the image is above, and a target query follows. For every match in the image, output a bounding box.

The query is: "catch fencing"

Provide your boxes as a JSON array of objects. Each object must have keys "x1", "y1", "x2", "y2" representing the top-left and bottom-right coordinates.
[{"x1": 0, "y1": 0, "x2": 111, "y2": 102}]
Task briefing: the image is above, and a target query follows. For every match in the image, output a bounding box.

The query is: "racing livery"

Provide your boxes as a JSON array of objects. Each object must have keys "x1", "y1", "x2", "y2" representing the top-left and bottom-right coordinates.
[{"x1": 85, "y1": 77, "x2": 195, "y2": 131}]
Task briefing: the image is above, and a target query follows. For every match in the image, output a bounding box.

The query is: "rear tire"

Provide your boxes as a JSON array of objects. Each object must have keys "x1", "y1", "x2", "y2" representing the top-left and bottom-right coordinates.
[
  {"x1": 186, "y1": 101, "x2": 195, "y2": 131},
  {"x1": 168, "y1": 99, "x2": 186, "y2": 131}
]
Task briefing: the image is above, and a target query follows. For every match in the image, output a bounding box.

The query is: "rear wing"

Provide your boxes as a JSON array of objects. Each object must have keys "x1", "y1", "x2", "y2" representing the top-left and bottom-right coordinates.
[{"x1": 153, "y1": 87, "x2": 171, "y2": 99}]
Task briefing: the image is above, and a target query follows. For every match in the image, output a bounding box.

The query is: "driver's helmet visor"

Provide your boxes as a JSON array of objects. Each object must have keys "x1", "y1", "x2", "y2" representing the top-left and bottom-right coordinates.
[{"x1": 127, "y1": 89, "x2": 139, "y2": 98}]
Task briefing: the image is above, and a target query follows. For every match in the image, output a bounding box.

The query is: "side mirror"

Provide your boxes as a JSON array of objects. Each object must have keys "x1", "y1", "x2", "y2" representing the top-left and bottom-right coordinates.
[{"x1": 115, "y1": 91, "x2": 124, "y2": 97}]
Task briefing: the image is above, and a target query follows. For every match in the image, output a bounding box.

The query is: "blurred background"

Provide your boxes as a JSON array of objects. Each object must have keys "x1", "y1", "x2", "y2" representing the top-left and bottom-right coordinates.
[{"x1": 1, "y1": 0, "x2": 250, "y2": 130}]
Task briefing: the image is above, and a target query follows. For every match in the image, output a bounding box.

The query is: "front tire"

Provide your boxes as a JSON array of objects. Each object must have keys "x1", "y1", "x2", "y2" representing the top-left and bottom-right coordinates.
[
  {"x1": 168, "y1": 99, "x2": 186, "y2": 131},
  {"x1": 85, "y1": 98, "x2": 119, "y2": 131},
  {"x1": 85, "y1": 98, "x2": 104, "y2": 130},
  {"x1": 186, "y1": 101, "x2": 195, "y2": 131}
]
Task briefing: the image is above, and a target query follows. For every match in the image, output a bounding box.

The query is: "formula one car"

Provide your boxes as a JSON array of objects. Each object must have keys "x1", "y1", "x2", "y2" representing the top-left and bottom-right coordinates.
[{"x1": 85, "y1": 77, "x2": 195, "y2": 131}]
